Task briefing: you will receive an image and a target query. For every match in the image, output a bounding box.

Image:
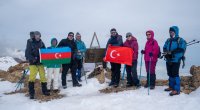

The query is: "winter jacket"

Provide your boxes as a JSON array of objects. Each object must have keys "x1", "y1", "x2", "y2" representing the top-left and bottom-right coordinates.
[
  {"x1": 75, "y1": 40, "x2": 86, "y2": 59},
  {"x1": 57, "y1": 38, "x2": 77, "y2": 61},
  {"x1": 26, "y1": 39, "x2": 46, "y2": 65},
  {"x1": 144, "y1": 30, "x2": 160, "y2": 62},
  {"x1": 123, "y1": 36, "x2": 138, "y2": 61},
  {"x1": 163, "y1": 26, "x2": 186, "y2": 63},
  {"x1": 46, "y1": 38, "x2": 61, "y2": 68}
]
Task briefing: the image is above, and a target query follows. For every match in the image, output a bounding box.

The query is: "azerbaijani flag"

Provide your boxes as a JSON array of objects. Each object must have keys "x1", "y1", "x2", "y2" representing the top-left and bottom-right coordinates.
[{"x1": 39, "y1": 47, "x2": 71, "y2": 64}]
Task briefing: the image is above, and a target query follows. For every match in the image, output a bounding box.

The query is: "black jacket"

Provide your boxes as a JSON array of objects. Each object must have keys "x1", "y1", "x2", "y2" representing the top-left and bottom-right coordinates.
[
  {"x1": 58, "y1": 38, "x2": 77, "y2": 60},
  {"x1": 26, "y1": 39, "x2": 46, "y2": 65}
]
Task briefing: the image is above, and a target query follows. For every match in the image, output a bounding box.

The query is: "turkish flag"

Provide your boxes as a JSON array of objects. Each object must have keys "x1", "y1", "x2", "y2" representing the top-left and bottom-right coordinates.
[{"x1": 104, "y1": 46, "x2": 134, "y2": 66}]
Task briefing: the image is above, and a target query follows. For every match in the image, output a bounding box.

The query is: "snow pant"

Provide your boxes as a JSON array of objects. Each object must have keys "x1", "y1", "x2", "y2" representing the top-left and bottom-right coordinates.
[
  {"x1": 126, "y1": 61, "x2": 139, "y2": 85},
  {"x1": 110, "y1": 62, "x2": 121, "y2": 85},
  {"x1": 47, "y1": 68, "x2": 60, "y2": 90},
  {"x1": 28, "y1": 65, "x2": 47, "y2": 83},
  {"x1": 166, "y1": 62, "x2": 181, "y2": 92},
  {"x1": 62, "y1": 60, "x2": 78, "y2": 86},
  {"x1": 145, "y1": 61, "x2": 157, "y2": 86},
  {"x1": 76, "y1": 58, "x2": 83, "y2": 80}
]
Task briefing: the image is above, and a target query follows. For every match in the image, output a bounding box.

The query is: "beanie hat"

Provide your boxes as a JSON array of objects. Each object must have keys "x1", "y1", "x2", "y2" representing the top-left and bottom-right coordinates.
[
  {"x1": 34, "y1": 31, "x2": 41, "y2": 37},
  {"x1": 126, "y1": 32, "x2": 132, "y2": 38},
  {"x1": 110, "y1": 28, "x2": 117, "y2": 32},
  {"x1": 76, "y1": 32, "x2": 81, "y2": 36}
]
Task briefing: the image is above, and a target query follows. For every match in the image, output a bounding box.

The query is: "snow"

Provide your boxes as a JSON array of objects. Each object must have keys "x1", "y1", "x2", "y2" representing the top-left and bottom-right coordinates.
[
  {"x1": 0, "y1": 56, "x2": 18, "y2": 71},
  {"x1": 0, "y1": 76, "x2": 200, "y2": 110}
]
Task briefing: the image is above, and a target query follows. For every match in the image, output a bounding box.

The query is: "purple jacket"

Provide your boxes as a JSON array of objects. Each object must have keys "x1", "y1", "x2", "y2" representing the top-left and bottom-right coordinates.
[
  {"x1": 144, "y1": 30, "x2": 159, "y2": 62},
  {"x1": 123, "y1": 36, "x2": 138, "y2": 61}
]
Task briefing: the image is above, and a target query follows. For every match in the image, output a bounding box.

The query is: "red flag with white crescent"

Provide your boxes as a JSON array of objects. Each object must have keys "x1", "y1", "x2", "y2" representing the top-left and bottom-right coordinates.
[{"x1": 103, "y1": 46, "x2": 134, "y2": 66}]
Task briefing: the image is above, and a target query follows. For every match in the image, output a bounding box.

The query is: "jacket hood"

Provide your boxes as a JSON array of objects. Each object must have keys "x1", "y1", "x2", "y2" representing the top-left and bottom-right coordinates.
[
  {"x1": 51, "y1": 38, "x2": 58, "y2": 47},
  {"x1": 169, "y1": 26, "x2": 179, "y2": 37},
  {"x1": 146, "y1": 30, "x2": 154, "y2": 40}
]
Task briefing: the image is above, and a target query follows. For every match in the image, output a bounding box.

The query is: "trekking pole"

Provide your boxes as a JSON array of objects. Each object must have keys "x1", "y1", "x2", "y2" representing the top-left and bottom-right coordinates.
[
  {"x1": 148, "y1": 57, "x2": 152, "y2": 95},
  {"x1": 122, "y1": 65, "x2": 126, "y2": 80},
  {"x1": 187, "y1": 39, "x2": 196, "y2": 44},
  {"x1": 15, "y1": 69, "x2": 29, "y2": 91},
  {"x1": 139, "y1": 54, "x2": 143, "y2": 84},
  {"x1": 187, "y1": 41, "x2": 200, "y2": 46}
]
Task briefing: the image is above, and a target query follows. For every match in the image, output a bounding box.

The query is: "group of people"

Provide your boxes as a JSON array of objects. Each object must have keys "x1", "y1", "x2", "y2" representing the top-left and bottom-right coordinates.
[
  {"x1": 25, "y1": 31, "x2": 86, "y2": 99},
  {"x1": 25, "y1": 25, "x2": 186, "y2": 99},
  {"x1": 106, "y1": 26, "x2": 186, "y2": 96}
]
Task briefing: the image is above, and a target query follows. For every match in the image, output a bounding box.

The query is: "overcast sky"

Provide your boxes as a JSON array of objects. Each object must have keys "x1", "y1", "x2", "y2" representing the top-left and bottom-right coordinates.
[{"x1": 0, "y1": 0, "x2": 200, "y2": 66}]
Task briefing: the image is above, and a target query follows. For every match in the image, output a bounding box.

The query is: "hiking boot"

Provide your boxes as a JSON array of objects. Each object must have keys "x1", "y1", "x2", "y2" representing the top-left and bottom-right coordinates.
[
  {"x1": 114, "y1": 83, "x2": 119, "y2": 88},
  {"x1": 144, "y1": 83, "x2": 149, "y2": 88},
  {"x1": 169, "y1": 90, "x2": 180, "y2": 96},
  {"x1": 135, "y1": 84, "x2": 141, "y2": 88},
  {"x1": 126, "y1": 83, "x2": 133, "y2": 88},
  {"x1": 150, "y1": 85, "x2": 155, "y2": 90},
  {"x1": 41, "y1": 82, "x2": 50, "y2": 96},
  {"x1": 78, "y1": 78, "x2": 82, "y2": 82},
  {"x1": 47, "y1": 89, "x2": 51, "y2": 92},
  {"x1": 63, "y1": 86, "x2": 67, "y2": 89},
  {"x1": 28, "y1": 82, "x2": 35, "y2": 99},
  {"x1": 164, "y1": 87, "x2": 173, "y2": 92},
  {"x1": 109, "y1": 82, "x2": 115, "y2": 86},
  {"x1": 73, "y1": 83, "x2": 82, "y2": 87}
]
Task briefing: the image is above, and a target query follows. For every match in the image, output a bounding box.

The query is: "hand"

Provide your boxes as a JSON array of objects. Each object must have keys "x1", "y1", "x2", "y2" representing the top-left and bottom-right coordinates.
[
  {"x1": 141, "y1": 50, "x2": 145, "y2": 54},
  {"x1": 149, "y1": 52, "x2": 153, "y2": 57}
]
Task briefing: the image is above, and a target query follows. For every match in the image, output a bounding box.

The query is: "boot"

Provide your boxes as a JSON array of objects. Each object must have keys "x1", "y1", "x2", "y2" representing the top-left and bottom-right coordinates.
[
  {"x1": 169, "y1": 90, "x2": 180, "y2": 96},
  {"x1": 41, "y1": 82, "x2": 50, "y2": 96},
  {"x1": 28, "y1": 82, "x2": 35, "y2": 99},
  {"x1": 73, "y1": 83, "x2": 82, "y2": 87},
  {"x1": 164, "y1": 87, "x2": 173, "y2": 92}
]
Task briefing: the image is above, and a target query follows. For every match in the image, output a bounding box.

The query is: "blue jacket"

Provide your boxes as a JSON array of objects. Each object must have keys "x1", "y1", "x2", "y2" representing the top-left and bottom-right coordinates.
[
  {"x1": 163, "y1": 26, "x2": 186, "y2": 62},
  {"x1": 75, "y1": 40, "x2": 86, "y2": 59}
]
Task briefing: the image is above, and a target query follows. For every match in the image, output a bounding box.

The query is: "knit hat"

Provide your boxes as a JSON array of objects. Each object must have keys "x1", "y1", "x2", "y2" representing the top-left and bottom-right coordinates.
[
  {"x1": 110, "y1": 28, "x2": 117, "y2": 32},
  {"x1": 126, "y1": 32, "x2": 132, "y2": 38},
  {"x1": 34, "y1": 31, "x2": 41, "y2": 37},
  {"x1": 76, "y1": 32, "x2": 81, "y2": 36}
]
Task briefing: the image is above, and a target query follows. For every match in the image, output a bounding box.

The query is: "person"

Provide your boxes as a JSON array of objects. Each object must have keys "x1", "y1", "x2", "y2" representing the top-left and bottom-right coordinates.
[
  {"x1": 25, "y1": 31, "x2": 35, "y2": 60},
  {"x1": 58, "y1": 32, "x2": 82, "y2": 88},
  {"x1": 141, "y1": 30, "x2": 159, "y2": 89},
  {"x1": 75, "y1": 32, "x2": 86, "y2": 82},
  {"x1": 26, "y1": 31, "x2": 50, "y2": 99},
  {"x1": 123, "y1": 32, "x2": 140, "y2": 88},
  {"x1": 163, "y1": 26, "x2": 186, "y2": 96},
  {"x1": 105, "y1": 28, "x2": 123, "y2": 87},
  {"x1": 46, "y1": 38, "x2": 61, "y2": 93}
]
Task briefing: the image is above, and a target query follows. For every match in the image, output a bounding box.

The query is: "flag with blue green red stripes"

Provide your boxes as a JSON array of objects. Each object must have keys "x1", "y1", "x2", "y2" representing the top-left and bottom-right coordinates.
[{"x1": 39, "y1": 47, "x2": 71, "y2": 65}]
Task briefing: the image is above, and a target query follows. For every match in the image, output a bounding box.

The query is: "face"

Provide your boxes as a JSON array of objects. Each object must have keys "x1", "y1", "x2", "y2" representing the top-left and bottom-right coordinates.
[
  {"x1": 76, "y1": 35, "x2": 81, "y2": 40},
  {"x1": 35, "y1": 35, "x2": 41, "y2": 41},
  {"x1": 126, "y1": 35, "x2": 132, "y2": 40},
  {"x1": 52, "y1": 40, "x2": 57, "y2": 46},
  {"x1": 146, "y1": 32, "x2": 151, "y2": 40},
  {"x1": 110, "y1": 31, "x2": 117, "y2": 36},
  {"x1": 169, "y1": 31, "x2": 175, "y2": 38},
  {"x1": 68, "y1": 34, "x2": 74, "y2": 40}
]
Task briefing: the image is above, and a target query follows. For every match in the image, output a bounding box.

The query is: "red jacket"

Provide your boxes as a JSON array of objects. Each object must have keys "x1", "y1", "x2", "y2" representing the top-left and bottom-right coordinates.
[
  {"x1": 123, "y1": 36, "x2": 138, "y2": 61},
  {"x1": 144, "y1": 30, "x2": 159, "y2": 62}
]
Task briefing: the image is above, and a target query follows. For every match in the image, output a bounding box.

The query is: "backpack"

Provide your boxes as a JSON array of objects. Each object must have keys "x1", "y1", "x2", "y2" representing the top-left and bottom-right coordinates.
[{"x1": 152, "y1": 40, "x2": 161, "y2": 58}]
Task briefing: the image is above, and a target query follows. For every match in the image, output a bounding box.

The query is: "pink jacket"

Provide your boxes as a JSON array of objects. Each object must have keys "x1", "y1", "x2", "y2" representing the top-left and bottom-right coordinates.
[
  {"x1": 144, "y1": 30, "x2": 159, "y2": 62},
  {"x1": 123, "y1": 36, "x2": 138, "y2": 61}
]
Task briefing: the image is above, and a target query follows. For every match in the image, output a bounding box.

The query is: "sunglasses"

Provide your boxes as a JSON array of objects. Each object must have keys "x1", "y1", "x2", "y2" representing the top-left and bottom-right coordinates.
[
  {"x1": 146, "y1": 34, "x2": 151, "y2": 36},
  {"x1": 69, "y1": 34, "x2": 74, "y2": 37}
]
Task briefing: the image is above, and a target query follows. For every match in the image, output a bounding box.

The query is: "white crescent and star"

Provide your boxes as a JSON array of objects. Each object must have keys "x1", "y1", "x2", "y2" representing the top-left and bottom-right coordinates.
[
  {"x1": 110, "y1": 50, "x2": 120, "y2": 59},
  {"x1": 55, "y1": 53, "x2": 62, "y2": 59}
]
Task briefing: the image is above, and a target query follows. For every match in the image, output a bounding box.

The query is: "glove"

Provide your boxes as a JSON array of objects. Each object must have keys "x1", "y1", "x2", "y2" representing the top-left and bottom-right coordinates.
[
  {"x1": 141, "y1": 50, "x2": 145, "y2": 54},
  {"x1": 149, "y1": 52, "x2": 153, "y2": 57}
]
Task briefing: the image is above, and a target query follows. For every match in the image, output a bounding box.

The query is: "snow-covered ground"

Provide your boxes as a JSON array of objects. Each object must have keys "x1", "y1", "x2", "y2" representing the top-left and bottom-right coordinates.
[
  {"x1": 0, "y1": 77, "x2": 200, "y2": 110},
  {"x1": 0, "y1": 56, "x2": 199, "y2": 110},
  {"x1": 0, "y1": 56, "x2": 18, "y2": 71}
]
